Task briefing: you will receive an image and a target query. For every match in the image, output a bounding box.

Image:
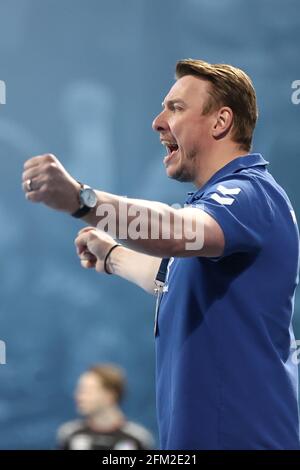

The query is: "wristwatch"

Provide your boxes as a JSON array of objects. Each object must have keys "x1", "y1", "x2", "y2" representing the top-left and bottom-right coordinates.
[{"x1": 71, "y1": 182, "x2": 97, "y2": 218}]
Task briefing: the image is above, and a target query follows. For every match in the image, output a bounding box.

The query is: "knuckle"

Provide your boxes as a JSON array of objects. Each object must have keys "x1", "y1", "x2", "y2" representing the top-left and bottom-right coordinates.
[
  {"x1": 45, "y1": 153, "x2": 56, "y2": 162},
  {"x1": 43, "y1": 162, "x2": 58, "y2": 178},
  {"x1": 49, "y1": 162, "x2": 58, "y2": 171}
]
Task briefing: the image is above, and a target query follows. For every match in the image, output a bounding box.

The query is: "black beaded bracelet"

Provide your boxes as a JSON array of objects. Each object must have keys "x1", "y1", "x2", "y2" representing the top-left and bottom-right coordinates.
[{"x1": 104, "y1": 244, "x2": 121, "y2": 275}]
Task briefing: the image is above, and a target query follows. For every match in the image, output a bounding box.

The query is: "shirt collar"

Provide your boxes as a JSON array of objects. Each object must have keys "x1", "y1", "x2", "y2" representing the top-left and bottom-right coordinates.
[{"x1": 186, "y1": 153, "x2": 269, "y2": 203}]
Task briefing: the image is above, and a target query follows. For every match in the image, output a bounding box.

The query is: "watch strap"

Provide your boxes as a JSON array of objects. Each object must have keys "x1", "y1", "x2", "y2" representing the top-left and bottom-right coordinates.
[
  {"x1": 71, "y1": 205, "x2": 92, "y2": 218},
  {"x1": 71, "y1": 181, "x2": 91, "y2": 219}
]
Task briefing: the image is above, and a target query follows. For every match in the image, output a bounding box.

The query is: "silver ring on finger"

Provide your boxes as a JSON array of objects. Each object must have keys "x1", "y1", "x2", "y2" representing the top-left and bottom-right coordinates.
[{"x1": 26, "y1": 178, "x2": 33, "y2": 192}]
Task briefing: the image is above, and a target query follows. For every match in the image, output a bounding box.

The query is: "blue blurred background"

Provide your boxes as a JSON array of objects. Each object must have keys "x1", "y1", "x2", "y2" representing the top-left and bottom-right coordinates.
[{"x1": 0, "y1": 0, "x2": 300, "y2": 449}]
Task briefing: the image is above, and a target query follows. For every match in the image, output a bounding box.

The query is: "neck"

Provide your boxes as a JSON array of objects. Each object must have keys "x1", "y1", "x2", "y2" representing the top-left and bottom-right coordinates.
[
  {"x1": 86, "y1": 405, "x2": 125, "y2": 432},
  {"x1": 193, "y1": 144, "x2": 249, "y2": 188}
]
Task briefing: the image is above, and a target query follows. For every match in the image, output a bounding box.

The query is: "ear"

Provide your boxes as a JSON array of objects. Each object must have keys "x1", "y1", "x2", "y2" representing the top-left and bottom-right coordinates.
[{"x1": 212, "y1": 107, "x2": 233, "y2": 140}]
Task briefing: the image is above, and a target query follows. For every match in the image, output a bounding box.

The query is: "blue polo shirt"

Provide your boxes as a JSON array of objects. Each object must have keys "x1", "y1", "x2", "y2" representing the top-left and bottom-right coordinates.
[{"x1": 155, "y1": 153, "x2": 300, "y2": 450}]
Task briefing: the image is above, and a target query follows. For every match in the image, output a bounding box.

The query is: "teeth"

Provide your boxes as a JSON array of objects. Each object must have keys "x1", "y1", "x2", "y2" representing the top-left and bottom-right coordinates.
[{"x1": 162, "y1": 141, "x2": 178, "y2": 154}]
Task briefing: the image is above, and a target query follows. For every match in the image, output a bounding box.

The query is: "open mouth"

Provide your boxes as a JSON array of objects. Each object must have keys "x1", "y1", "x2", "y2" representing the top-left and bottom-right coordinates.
[
  {"x1": 162, "y1": 141, "x2": 179, "y2": 165},
  {"x1": 166, "y1": 143, "x2": 178, "y2": 155}
]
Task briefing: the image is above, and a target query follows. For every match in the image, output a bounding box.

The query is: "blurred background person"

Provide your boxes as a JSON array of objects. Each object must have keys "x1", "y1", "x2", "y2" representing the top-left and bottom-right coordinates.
[{"x1": 57, "y1": 364, "x2": 154, "y2": 450}]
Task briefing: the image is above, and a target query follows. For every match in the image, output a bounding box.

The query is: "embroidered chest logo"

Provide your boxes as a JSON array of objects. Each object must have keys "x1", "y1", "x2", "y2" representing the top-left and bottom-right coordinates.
[{"x1": 210, "y1": 184, "x2": 241, "y2": 206}]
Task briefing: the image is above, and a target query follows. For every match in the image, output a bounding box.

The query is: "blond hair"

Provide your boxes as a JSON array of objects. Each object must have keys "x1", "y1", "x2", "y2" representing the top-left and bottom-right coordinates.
[{"x1": 176, "y1": 59, "x2": 258, "y2": 151}]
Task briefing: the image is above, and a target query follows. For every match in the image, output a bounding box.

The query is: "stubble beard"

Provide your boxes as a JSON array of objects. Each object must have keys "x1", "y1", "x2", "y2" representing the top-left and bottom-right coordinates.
[{"x1": 168, "y1": 148, "x2": 198, "y2": 183}]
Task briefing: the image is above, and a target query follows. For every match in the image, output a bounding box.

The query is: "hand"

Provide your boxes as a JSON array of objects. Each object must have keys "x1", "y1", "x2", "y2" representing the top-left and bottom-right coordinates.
[
  {"x1": 22, "y1": 153, "x2": 81, "y2": 213},
  {"x1": 75, "y1": 227, "x2": 117, "y2": 273}
]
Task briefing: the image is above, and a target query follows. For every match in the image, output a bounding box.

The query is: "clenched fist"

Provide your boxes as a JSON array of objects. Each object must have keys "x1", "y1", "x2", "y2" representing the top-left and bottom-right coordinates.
[
  {"x1": 22, "y1": 153, "x2": 81, "y2": 213},
  {"x1": 75, "y1": 226, "x2": 119, "y2": 273}
]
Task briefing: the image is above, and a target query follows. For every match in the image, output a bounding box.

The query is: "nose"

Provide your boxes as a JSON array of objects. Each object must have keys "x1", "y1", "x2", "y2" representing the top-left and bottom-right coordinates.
[{"x1": 152, "y1": 110, "x2": 168, "y2": 133}]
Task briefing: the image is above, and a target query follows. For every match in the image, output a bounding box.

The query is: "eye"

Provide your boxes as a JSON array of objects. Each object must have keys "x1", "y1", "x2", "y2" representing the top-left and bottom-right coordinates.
[{"x1": 173, "y1": 104, "x2": 183, "y2": 112}]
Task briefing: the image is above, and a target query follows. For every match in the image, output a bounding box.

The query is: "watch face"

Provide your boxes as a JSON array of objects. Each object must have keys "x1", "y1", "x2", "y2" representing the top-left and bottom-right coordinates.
[{"x1": 81, "y1": 188, "x2": 97, "y2": 208}]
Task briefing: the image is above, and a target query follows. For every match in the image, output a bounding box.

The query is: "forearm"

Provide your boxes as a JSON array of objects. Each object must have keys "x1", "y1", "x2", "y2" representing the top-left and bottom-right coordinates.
[
  {"x1": 106, "y1": 245, "x2": 162, "y2": 295},
  {"x1": 22, "y1": 153, "x2": 224, "y2": 260},
  {"x1": 82, "y1": 190, "x2": 184, "y2": 257},
  {"x1": 81, "y1": 191, "x2": 224, "y2": 258}
]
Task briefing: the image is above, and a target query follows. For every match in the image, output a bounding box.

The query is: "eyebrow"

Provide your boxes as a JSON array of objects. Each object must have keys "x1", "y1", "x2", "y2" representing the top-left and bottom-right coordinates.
[{"x1": 162, "y1": 98, "x2": 186, "y2": 108}]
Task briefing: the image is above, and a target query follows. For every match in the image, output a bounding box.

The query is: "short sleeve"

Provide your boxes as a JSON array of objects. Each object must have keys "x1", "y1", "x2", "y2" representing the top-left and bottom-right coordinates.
[{"x1": 191, "y1": 176, "x2": 273, "y2": 258}]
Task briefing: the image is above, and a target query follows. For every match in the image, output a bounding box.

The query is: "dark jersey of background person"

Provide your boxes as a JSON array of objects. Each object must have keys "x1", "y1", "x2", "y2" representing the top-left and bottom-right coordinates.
[
  {"x1": 57, "y1": 419, "x2": 154, "y2": 450},
  {"x1": 155, "y1": 153, "x2": 300, "y2": 450}
]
